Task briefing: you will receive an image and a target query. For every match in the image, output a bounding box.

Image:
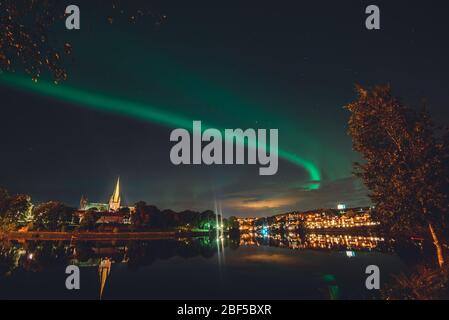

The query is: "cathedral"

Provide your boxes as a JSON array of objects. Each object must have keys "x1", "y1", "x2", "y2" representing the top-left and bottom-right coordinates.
[
  {"x1": 80, "y1": 177, "x2": 122, "y2": 212},
  {"x1": 109, "y1": 177, "x2": 121, "y2": 211}
]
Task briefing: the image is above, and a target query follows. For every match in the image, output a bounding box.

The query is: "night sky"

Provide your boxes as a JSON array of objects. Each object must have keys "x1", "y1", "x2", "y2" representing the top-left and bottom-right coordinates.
[{"x1": 1, "y1": 0, "x2": 449, "y2": 217}]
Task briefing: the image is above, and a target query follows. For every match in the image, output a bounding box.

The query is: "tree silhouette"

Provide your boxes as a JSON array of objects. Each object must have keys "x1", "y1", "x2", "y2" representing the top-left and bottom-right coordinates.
[
  {"x1": 346, "y1": 85, "x2": 449, "y2": 267},
  {"x1": 0, "y1": 187, "x2": 32, "y2": 229},
  {"x1": 0, "y1": 0, "x2": 166, "y2": 82},
  {"x1": 32, "y1": 201, "x2": 75, "y2": 231}
]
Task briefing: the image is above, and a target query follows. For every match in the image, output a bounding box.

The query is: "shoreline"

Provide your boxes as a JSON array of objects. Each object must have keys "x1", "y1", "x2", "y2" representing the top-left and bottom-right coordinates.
[{"x1": 1, "y1": 231, "x2": 179, "y2": 241}]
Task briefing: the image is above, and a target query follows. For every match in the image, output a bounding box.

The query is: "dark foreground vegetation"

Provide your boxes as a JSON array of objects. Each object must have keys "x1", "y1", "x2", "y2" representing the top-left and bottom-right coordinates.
[{"x1": 347, "y1": 85, "x2": 449, "y2": 299}]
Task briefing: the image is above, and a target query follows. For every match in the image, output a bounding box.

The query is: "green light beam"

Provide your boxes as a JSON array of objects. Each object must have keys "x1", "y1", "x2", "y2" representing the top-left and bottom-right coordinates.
[{"x1": 0, "y1": 74, "x2": 321, "y2": 189}]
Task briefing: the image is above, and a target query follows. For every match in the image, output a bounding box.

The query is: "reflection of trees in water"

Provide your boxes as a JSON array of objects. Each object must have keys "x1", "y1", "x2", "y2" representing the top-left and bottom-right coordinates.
[
  {"x1": 126, "y1": 237, "x2": 221, "y2": 268},
  {"x1": 19, "y1": 241, "x2": 72, "y2": 272},
  {"x1": 0, "y1": 242, "x2": 21, "y2": 276},
  {"x1": 0, "y1": 240, "x2": 73, "y2": 275},
  {"x1": 71, "y1": 236, "x2": 234, "y2": 269},
  {"x1": 392, "y1": 238, "x2": 438, "y2": 268},
  {"x1": 0, "y1": 236, "x2": 232, "y2": 276},
  {"x1": 0, "y1": 232, "x2": 435, "y2": 275},
  {"x1": 126, "y1": 240, "x2": 174, "y2": 269},
  {"x1": 74, "y1": 241, "x2": 95, "y2": 262}
]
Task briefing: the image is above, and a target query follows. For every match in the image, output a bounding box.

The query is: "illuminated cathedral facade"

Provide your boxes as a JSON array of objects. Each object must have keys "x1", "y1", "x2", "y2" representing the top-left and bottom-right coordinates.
[{"x1": 80, "y1": 177, "x2": 122, "y2": 212}]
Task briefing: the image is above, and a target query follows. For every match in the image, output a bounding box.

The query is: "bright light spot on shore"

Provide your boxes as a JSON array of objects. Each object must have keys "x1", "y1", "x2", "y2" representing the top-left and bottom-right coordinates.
[{"x1": 345, "y1": 251, "x2": 356, "y2": 258}]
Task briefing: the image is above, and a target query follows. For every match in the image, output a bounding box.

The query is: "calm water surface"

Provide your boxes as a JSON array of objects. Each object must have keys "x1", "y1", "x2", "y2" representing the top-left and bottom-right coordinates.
[{"x1": 0, "y1": 234, "x2": 408, "y2": 299}]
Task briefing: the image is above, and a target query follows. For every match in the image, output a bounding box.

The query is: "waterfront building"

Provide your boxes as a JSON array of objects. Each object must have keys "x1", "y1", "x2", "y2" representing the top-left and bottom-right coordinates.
[
  {"x1": 77, "y1": 177, "x2": 134, "y2": 224},
  {"x1": 79, "y1": 177, "x2": 122, "y2": 212},
  {"x1": 108, "y1": 177, "x2": 121, "y2": 211}
]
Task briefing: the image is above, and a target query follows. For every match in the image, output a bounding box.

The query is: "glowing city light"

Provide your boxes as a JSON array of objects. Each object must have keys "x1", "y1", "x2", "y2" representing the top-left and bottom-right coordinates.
[{"x1": 345, "y1": 251, "x2": 356, "y2": 258}]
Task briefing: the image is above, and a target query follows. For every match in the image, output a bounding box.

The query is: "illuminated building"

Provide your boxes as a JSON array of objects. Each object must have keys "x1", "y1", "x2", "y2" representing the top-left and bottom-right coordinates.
[
  {"x1": 237, "y1": 217, "x2": 257, "y2": 231},
  {"x1": 79, "y1": 177, "x2": 122, "y2": 212},
  {"x1": 237, "y1": 206, "x2": 379, "y2": 234},
  {"x1": 79, "y1": 196, "x2": 109, "y2": 212},
  {"x1": 78, "y1": 177, "x2": 134, "y2": 224},
  {"x1": 108, "y1": 177, "x2": 121, "y2": 211}
]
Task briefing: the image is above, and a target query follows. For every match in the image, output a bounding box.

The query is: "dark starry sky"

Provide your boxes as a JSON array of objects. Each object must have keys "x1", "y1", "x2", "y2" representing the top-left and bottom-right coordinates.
[{"x1": 1, "y1": 0, "x2": 448, "y2": 217}]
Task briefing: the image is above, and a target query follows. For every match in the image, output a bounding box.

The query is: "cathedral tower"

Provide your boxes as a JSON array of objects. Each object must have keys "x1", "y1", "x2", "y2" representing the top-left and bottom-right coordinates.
[{"x1": 108, "y1": 177, "x2": 121, "y2": 211}]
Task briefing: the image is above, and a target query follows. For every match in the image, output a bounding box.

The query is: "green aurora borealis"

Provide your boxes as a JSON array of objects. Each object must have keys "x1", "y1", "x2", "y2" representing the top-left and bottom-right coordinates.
[
  {"x1": 0, "y1": 73, "x2": 321, "y2": 189},
  {"x1": 1, "y1": 0, "x2": 394, "y2": 214}
]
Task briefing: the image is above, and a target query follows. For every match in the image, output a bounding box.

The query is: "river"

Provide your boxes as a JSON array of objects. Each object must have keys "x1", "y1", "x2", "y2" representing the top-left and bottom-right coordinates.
[{"x1": 0, "y1": 233, "x2": 410, "y2": 299}]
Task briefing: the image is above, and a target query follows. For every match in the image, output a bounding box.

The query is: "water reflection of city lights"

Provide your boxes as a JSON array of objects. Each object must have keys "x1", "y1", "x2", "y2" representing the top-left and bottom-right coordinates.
[
  {"x1": 261, "y1": 227, "x2": 269, "y2": 237},
  {"x1": 239, "y1": 232, "x2": 387, "y2": 252},
  {"x1": 346, "y1": 251, "x2": 356, "y2": 258}
]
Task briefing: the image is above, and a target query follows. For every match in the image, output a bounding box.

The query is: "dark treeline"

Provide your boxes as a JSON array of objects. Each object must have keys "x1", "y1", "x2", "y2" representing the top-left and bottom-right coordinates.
[
  {"x1": 121, "y1": 201, "x2": 238, "y2": 231},
  {"x1": 0, "y1": 188, "x2": 239, "y2": 233}
]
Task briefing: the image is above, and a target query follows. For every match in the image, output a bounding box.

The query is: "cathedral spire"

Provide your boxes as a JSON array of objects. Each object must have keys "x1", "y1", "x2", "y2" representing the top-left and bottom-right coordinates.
[
  {"x1": 109, "y1": 177, "x2": 121, "y2": 211},
  {"x1": 99, "y1": 258, "x2": 111, "y2": 299}
]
